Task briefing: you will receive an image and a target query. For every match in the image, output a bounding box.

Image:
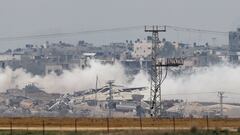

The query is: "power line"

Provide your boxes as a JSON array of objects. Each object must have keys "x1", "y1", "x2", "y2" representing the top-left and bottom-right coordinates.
[
  {"x1": 0, "y1": 25, "x2": 144, "y2": 42},
  {"x1": 225, "y1": 92, "x2": 240, "y2": 95},
  {"x1": 161, "y1": 91, "x2": 240, "y2": 97},
  {"x1": 225, "y1": 97, "x2": 240, "y2": 100},
  {"x1": 162, "y1": 91, "x2": 217, "y2": 96},
  {"x1": 0, "y1": 25, "x2": 230, "y2": 42},
  {"x1": 166, "y1": 25, "x2": 228, "y2": 35}
]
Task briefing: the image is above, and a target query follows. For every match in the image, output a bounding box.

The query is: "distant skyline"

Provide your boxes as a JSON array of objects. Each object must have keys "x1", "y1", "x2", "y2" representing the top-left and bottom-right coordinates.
[{"x1": 0, "y1": 0, "x2": 240, "y2": 51}]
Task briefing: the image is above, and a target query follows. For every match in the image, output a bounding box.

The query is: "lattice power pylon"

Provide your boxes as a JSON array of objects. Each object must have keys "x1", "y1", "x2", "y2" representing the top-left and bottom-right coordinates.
[
  {"x1": 107, "y1": 80, "x2": 114, "y2": 118},
  {"x1": 145, "y1": 25, "x2": 183, "y2": 117}
]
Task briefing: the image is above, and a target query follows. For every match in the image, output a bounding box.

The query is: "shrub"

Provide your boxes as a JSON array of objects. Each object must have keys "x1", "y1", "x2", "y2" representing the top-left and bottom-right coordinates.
[
  {"x1": 212, "y1": 128, "x2": 220, "y2": 135},
  {"x1": 190, "y1": 126, "x2": 198, "y2": 134},
  {"x1": 237, "y1": 127, "x2": 240, "y2": 133},
  {"x1": 221, "y1": 129, "x2": 229, "y2": 135}
]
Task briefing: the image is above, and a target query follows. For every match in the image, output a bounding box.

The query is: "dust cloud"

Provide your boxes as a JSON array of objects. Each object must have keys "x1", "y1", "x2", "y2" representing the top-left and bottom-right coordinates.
[{"x1": 0, "y1": 62, "x2": 240, "y2": 102}]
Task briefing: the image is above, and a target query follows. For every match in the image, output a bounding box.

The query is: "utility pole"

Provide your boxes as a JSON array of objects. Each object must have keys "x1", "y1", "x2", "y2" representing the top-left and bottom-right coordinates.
[
  {"x1": 145, "y1": 25, "x2": 183, "y2": 117},
  {"x1": 218, "y1": 91, "x2": 224, "y2": 118},
  {"x1": 107, "y1": 80, "x2": 114, "y2": 118},
  {"x1": 95, "y1": 75, "x2": 98, "y2": 104}
]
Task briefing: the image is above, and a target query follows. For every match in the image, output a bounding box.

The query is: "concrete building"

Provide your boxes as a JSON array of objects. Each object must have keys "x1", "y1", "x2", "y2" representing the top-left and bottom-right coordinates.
[
  {"x1": 166, "y1": 102, "x2": 240, "y2": 118},
  {"x1": 45, "y1": 64, "x2": 63, "y2": 75},
  {"x1": 0, "y1": 54, "x2": 21, "y2": 61},
  {"x1": 229, "y1": 28, "x2": 240, "y2": 63},
  {"x1": 20, "y1": 99, "x2": 34, "y2": 109},
  {"x1": 132, "y1": 40, "x2": 152, "y2": 59}
]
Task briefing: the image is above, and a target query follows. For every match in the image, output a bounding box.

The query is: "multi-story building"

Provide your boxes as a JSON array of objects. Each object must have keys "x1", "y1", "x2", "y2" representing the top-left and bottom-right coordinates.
[
  {"x1": 229, "y1": 28, "x2": 240, "y2": 63},
  {"x1": 132, "y1": 40, "x2": 152, "y2": 59}
]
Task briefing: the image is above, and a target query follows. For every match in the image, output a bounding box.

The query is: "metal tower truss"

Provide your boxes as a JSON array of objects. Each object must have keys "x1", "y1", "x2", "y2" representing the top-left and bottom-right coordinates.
[{"x1": 145, "y1": 25, "x2": 183, "y2": 117}]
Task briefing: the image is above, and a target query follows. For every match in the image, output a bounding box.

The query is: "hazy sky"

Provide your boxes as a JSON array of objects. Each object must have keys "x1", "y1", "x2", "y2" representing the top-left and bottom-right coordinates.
[{"x1": 0, "y1": 0, "x2": 240, "y2": 51}]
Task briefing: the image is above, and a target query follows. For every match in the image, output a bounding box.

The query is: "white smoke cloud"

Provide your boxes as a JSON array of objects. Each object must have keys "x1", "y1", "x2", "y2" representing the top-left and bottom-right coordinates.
[
  {"x1": 0, "y1": 61, "x2": 240, "y2": 103},
  {"x1": 161, "y1": 65, "x2": 240, "y2": 102},
  {"x1": 130, "y1": 64, "x2": 240, "y2": 103},
  {"x1": 127, "y1": 70, "x2": 149, "y2": 88},
  {"x1": 0, "y1": 61, "x2": 129, "y2": 93}
]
